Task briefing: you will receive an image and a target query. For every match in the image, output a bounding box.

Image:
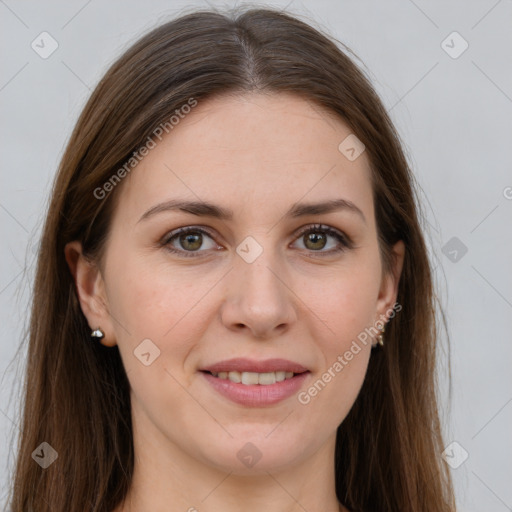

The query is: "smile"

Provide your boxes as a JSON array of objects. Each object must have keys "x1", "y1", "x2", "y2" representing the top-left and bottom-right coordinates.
[
  {"x1": 201, "y1": 370, "x2": 310, "y2": 407},
  {"x1": 208, "y1": 370, "x2": 297, "y2": 385}
]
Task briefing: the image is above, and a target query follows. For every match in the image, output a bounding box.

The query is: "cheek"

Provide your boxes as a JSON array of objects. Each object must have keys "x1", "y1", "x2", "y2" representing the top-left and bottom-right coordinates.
[
  {"x1": 300, "y1": 272, "x2": 375, "y2": 420},
  {"x1": 105, "y1": 252, "x2": 218, "y2": 368},
  {"x1": 306, "y1": 259, "x2": 381, "y2": 347},
  {"x1": 107, "y1": 248, "x2": 183, "y2": 328}
]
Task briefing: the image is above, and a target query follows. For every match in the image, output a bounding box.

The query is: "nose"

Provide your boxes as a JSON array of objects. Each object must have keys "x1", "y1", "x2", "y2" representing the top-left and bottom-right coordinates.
[{"x1": 219, "y1": 248, "x2": 298, "y2": 339}]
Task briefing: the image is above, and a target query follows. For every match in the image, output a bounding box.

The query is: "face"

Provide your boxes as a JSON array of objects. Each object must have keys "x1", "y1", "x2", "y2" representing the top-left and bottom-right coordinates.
[{"x1": 68, "y1": 92, "x2": 404, "y2": 474}]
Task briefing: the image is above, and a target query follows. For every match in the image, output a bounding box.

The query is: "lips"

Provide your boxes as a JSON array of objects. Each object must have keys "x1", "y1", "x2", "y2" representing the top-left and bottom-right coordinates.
[
  {"x1": 199, "y1": 358, "x2": 310, "y2": 406},
  {"x1": 200, "y1": 357, "x2": 309, "y2": 374}
]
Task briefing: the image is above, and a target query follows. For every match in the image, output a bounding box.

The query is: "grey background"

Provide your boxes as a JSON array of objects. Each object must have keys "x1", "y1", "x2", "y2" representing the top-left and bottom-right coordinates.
[{"x1": 1, "y1": 0, "x2": 511, "y2": 510}]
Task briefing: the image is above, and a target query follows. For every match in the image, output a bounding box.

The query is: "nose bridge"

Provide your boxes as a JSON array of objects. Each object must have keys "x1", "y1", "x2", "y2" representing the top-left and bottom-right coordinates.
[
  {"x1": 239, "y1": 244, "x2": 282, "y2": 299},
  {"x1": 221, "y1": 237, "x2": 297, "y2": 337}
]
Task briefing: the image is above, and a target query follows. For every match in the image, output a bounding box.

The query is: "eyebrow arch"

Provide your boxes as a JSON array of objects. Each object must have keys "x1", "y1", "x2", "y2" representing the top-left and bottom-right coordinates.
[{"x1": 137, "y1": 198, "x2": 366, "y2": 224}]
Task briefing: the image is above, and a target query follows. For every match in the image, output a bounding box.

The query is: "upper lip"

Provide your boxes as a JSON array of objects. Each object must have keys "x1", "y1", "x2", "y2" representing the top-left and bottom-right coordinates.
[{"x1": 200, "y1": 358, "x2": 309, "y2": 374}]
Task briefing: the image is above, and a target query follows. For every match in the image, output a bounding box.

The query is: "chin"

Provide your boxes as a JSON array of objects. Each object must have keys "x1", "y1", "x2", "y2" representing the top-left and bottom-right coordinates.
[{"x1": 194, "y1": 432, "x2": 311, "y2": 474}]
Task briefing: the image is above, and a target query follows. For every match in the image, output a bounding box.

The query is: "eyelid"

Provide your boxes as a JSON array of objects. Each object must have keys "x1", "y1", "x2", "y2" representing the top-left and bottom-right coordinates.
[
  {"x1": 160, "y1": 225, "x2": 222, "y2": 251},
  {"x1": 294, "y1": 223, "x2": 352, "y2": 245},
  {"x1": 291, "y1": 223, "x2": 353, "y2": 255}
]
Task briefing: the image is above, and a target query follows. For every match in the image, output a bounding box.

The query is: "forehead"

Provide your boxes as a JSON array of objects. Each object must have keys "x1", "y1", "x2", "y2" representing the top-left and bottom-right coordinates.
[{"x1": 113, "y1": 92, "x2": 374, "y2": 226}]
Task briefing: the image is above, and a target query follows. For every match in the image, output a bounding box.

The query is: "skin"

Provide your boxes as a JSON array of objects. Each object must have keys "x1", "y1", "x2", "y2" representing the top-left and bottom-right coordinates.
[{"x1": 65, "y1": 92, "x2": 404, "y2": 512}]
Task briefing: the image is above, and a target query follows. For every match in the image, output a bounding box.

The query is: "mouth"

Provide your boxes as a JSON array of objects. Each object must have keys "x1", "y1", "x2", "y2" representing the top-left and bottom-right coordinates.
[
  {"x1": 199, "y1": 359, "x2": 311, "y2": 407},
  {"x1": 202, "y1": 370, "x2": 304, "y2": 385}
]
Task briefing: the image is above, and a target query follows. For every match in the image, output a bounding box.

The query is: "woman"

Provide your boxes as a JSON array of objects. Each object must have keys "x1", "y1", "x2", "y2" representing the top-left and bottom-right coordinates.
[{"x1": 7, "y1": 7, "x2": 456, "y2": 512}]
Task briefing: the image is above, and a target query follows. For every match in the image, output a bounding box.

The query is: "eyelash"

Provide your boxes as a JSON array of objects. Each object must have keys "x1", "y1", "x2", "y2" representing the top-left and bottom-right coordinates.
[{"x1": 160, "y1": 224, "x2": 353, "y2": 259}]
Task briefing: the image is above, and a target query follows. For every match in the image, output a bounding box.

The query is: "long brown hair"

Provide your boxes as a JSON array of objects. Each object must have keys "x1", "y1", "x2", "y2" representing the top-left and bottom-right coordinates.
[{"x1": 6, "y1": 7, "x2": 455, "y2": 511}]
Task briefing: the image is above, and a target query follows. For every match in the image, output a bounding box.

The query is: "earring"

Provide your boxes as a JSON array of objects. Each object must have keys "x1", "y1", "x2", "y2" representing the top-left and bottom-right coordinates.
[
  {"x1": 371, "y1": 323, "x2": 386, "y2": 348},
  {"x1": 377, "y1": 323, "x2": 386, "y2": 347},
  {"x1": 91, "y1": 327, "x2": 105, "y2": 340}
]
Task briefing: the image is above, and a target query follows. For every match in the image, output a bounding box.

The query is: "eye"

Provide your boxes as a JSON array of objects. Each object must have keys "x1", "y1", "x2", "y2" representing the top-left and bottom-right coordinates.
[
  {"x1": 291, "y1": 223, "x2": 352, "y2": 255},
  {"x1": 162, "y1": 226, "x2": 220, "y2": 257},
  {"x1": 161, "y1": 223, "x2": 353, "y2": 258}
]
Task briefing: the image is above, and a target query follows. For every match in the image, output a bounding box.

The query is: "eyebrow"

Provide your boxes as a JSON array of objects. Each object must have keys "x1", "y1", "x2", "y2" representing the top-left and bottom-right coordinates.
[{"x1": 137, "y1": 198, "x2": 366, "y2": 224}]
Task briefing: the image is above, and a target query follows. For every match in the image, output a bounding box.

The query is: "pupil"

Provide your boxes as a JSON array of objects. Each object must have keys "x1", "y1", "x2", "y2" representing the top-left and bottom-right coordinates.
[
  {"x1": 306, "y1": 232, "x2": 326, "y2": 250},
  {"x1": 181, "y1": 233, "x2": 202, "y2": 251}
]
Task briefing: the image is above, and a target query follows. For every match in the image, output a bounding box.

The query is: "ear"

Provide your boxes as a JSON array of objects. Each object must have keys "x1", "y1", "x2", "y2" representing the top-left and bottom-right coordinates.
[
  {"x1": 375, "y1": 240, "x2": 405, "y2": 323},
  {"x1": 64, "y1": 241, "x2": 117, "y2": 347}
]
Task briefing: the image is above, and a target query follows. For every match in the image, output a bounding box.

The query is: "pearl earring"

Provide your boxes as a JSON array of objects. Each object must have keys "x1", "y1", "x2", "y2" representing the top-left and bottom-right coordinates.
[
  {"x1": 372, "y1": 323, "x2": 386, "y2": 348},
  {"x1": 377, "y1": 323, "x2": 385, "y2": 346}
]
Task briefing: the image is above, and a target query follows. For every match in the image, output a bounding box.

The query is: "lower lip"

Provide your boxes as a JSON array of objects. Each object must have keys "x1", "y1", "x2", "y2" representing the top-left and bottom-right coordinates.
[{"x1": 201, "y1": 371, "x2": 309, "y2": 407}]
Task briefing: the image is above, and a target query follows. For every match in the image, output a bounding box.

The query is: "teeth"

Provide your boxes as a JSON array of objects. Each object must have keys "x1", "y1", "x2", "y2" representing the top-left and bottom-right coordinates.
[
  {"x1": 228, "y1": 371, "x2": 241, "y2": 383},
  {"x1": 210, "y1": 370, "x2": 298, "y2": 385},
  {"x1": 241, "y1": 372, "x2": 259, "y2": 385},
  {"x1": 257, "y1": 372, "x2": 276, "y2": 385}
]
